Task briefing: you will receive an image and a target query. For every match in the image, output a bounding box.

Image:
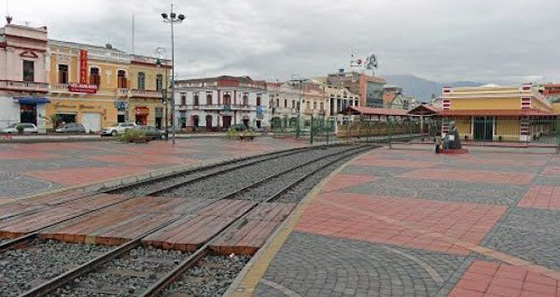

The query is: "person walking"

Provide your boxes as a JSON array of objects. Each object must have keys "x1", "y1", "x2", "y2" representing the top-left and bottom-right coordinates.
[{"x1": 435, "y1": 132, "x2": 442, "y2": 154}]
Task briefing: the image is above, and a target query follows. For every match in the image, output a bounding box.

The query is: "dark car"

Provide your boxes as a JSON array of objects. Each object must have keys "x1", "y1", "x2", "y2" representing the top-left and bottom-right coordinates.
[
  {"x1": 55, "y1": 123, "x2": 86, "y2": 134},
  {"x1": 133, "y1": 125, "x2": 164, "y2": 140}
]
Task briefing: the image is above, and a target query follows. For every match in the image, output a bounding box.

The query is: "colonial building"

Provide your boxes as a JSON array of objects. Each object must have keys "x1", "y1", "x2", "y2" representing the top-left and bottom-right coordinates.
[
  {"x1": 267, "y1": 82, "x2": 300, "y2": 129},
  {"x1": 47, "y1": 41, "x2": 169, "y2": 132},
  {"x1": 440, "y1": 83, "x2": 555, "y2": 142},
  {"x1": 174, "y1": 76, "x2": 269, "y2": 131},
  {"x1": 326, "y1": 70, "x2": 386, "y2": 108},
  {"x1": 382, "y1": 85, "x2": 419, "y2": 110},
  {"x1": 0, "y1": 23, "x2": 49, "y2": 131},
  {"x1": 296, "y1": 81, "x2": 329, "y2": 120}
]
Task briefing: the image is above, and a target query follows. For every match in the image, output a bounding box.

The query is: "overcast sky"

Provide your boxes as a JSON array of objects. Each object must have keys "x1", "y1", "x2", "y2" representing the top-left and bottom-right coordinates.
[{"x1": 7, "y1": 0, "x2": 560, "y2": 83}]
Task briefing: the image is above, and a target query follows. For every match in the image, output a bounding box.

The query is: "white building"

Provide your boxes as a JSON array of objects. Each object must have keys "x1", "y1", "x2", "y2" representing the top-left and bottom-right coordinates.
[
  {"x1": 267, "y1": 82, "x2": 301, "y2": 129},
  {"x1": 174, "y1": 76, "x2": 269, "y2": 131},
  {"x1": 0, "y1": 22, "x2": 49, "y2": 131}
]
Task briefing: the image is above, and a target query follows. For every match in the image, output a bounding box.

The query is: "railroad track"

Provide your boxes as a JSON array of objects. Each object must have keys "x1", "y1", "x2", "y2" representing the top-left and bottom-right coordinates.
[
  {"x1": 7, "y1": 144, "x2": 373, "y2": 297},
  {"x1": 0, "y1": 145, "x2": 320, "y2": 253}
]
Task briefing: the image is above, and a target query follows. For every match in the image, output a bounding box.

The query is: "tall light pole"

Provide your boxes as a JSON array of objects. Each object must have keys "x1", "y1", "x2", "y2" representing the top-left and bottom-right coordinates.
[{"x1": 162, "y1": 4, "x2": 185, "y2": 146}]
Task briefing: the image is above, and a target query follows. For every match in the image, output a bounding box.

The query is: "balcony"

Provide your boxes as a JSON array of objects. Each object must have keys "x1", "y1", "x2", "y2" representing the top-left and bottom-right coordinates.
[
  {"x1": 0, "y1": 80, "x2": 48, "y2": 93},
  {"x1": 129, "y1": 89, "x2": 162, "y2": 99},
  {"x1": 178, "y1": 104, "x2": 264, "y2": 112},
  {"x1": 116, "y1": 88, "x2": 129, "y2": 97}
]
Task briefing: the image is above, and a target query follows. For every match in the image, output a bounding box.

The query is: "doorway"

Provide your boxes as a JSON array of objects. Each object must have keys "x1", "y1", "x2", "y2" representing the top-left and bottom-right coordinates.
[
  {"x1": 206, "y1": 115, "x2": 213, "y2": 130},
  {"x1": 473, "y1": 116, "x2": 494, "y2": 141},
  {"x1": 20, "y1": 104, "x2": 37, "y2": 125},
  {"x1": 223, "y1": 116, "x2": 232, "y2": 129}
]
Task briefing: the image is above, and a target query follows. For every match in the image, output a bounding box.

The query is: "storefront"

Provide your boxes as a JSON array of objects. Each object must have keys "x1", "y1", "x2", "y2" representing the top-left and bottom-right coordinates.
[
  {"x1": 134, "y1": 106, "x2": 149, "y2": 125},
  {"x1": 15, "y1": 97, "x2": 49, "y2": 132}
]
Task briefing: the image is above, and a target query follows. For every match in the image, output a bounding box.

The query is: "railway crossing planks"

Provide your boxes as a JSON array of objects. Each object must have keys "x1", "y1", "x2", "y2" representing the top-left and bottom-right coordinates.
[
  {"x1": 211, "y1": 203, "x2": 295, "y2": 255},
  {"x1": 142, "y1": 200, "x2": 255, "y2": 252}
]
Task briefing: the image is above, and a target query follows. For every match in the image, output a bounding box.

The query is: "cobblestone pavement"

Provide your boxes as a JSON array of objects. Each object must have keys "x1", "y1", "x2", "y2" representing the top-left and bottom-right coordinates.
[
  {"x1": 0, "y1": 138, "x2": 306, "y2": 199},
  {"x1": 229, "y1": 148, "x2": 560, "y2": 297}
]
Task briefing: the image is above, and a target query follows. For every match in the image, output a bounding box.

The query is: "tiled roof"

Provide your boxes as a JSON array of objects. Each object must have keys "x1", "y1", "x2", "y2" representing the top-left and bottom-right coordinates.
[
  {"x1": 408, "y1": 104, "x2": 440, "y2": 115},
  {"x1": 439, "y1": 109, "x2": 555, "y2": 117},
  {"x1": 342, "y1": 106, "x2": 409, "y2": 116}
]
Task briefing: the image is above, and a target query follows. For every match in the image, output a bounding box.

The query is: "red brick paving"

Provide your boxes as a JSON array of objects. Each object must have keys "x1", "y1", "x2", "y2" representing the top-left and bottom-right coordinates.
[
  {"x1": 88, "y1": 154, "x2": 198, "y2": 167},
  {"x1": 24, "y1": 166, "x2": 149, "y2": 186},
  {"x1": 296, "y1": 192, "x2": 506, "y2": 255},
  {"x1": 0, "y1": 151, "x2": 58, "y2": 160},
  {"x1": 321, "y1": 173, "x2": 376, "y2": 193},
  {"x1": 351, "y1": 154, "x2": 440, "y2": 168},
  {"x1": 542, "y1": 166, "x2": 560, "y2": 176},
  {"x1": 518, "y1": 185, "x2": 560, "y2": 210},
  {"x1": 447, "y1": 261, "x2": 560, "y2": 297},
  {"x1": 398, "y1": 168, "x2": 534, "y2": 185}
]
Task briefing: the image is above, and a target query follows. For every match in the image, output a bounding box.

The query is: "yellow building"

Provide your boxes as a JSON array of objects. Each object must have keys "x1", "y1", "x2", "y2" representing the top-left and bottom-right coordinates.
[
  {"x1": 440, "y1": 84, "x2": 555, "y2": 142},
  {"x1": 46, "y1": 41, "x2": 170, "y2": 132}
]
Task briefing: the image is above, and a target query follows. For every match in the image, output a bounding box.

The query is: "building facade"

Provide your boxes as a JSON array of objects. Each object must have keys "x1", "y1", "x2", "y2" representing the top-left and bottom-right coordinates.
[
  {"x1": 326, "y1": 70, "x2": 386, "y2": 108},
  {"x1": 174, "y1": 76, "x2": 269, "y2": 131},
  {"x1": 47, "y1": 41, "x2": 169, "y2": 132},
  {"x1": 0, "y1": 24, "x2": 49, "y2": 131},
  {"x1": 440, "y1": 83, "x2": 555, "y2": 142},
  {"x1": 268, "y1": 82, "x2": 300, "y2": 129},
  {"x1": 298, "y1": 82, "x2": 329, "y2": 120}
]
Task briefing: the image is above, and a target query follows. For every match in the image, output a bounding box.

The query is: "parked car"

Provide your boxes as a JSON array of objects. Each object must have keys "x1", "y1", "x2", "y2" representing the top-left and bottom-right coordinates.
[
  {"x1": 0, "y1": 123, "x2": 38, "y2": 134},
  {"x1": 55, "y1": 123, "x2": 86, "y2": 134},
  {"x1": 132, "y1": 125, "x2": 164, "y2": 140},
  {"x1": 100, "y1": 123, "x2": 137, "y2": 136}
]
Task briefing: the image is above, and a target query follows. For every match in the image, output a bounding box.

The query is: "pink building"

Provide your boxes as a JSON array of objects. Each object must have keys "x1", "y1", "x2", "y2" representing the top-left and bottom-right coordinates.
[{"x1": 0, "y1": 21, "x2": 49, "y2": 131}]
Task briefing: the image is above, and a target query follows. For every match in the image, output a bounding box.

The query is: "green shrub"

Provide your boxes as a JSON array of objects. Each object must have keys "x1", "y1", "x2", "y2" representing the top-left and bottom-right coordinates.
[
  {"x1": 117, "y1": 129, "x2": 148, "y2": 143},
  {"x1": 16, "y1": 125, "x2": 24, "y2": 134}
]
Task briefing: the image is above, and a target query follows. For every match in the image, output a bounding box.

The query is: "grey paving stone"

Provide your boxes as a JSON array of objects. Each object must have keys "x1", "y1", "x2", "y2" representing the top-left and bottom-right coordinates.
[
  {"x1": 342, "y1": 177, "x2": 526, "y2": 205},
  {"x1": 484, "y1": 208, "x2": 560, "y2": 270},
  {"x1": 532, "y1": 175, "x2": 560, "y2": 185},
  {"x1": 342, "y1": 165, "x2": 413, "y2": 177},
  {"x1": 251, "y1": 232, "x2": 465, "y2": 297},
  {"x1": 0, "y1": 171, "x2": 61, "y2": 199},
  {"x1": 0, "y1": 158, "x2": 113, "y2": 173}
]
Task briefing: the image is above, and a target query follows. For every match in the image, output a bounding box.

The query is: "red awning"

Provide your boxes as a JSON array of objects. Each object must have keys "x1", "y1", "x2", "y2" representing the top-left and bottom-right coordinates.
[
  {"x1": 134, "y1": 106, "x2": 150, "y2": 116},
  {"x1": 438, "y1": 109, "x2": 555, "y2": 117}
]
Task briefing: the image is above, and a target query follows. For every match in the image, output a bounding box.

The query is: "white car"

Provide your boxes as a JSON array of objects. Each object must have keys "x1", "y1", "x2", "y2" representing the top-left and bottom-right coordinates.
[
  {"x1": 0, "y1": 123, "x2": 38, "y2": 134},
  {"x1": 100, "y1": 123, "x2": 137, "y2": 136}
]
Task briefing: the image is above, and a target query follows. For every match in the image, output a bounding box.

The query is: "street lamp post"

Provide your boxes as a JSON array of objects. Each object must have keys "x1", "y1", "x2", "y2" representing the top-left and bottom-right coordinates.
[{"x1": 162, "y1": 4, "x2": 185, "y2": 146}]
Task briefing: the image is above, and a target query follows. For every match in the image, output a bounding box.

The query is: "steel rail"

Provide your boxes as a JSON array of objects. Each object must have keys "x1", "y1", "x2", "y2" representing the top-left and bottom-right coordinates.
[
  {"x1": 138, "y1": 145, "x2": 374, "y2": 297},
  {"x1": 17, "y1": 145, "x2": 368, "y2": 297},
  {"x1": 0, "y1": 146, "x2": 315, "y2": 252}
]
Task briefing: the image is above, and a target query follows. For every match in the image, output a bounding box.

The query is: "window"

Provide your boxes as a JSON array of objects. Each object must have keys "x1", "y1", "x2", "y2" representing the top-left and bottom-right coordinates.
[
  {"x1": 313, "y1": 102, "x2": 317, "y2": 110},
  {"x1": 180, "y1": 93, "x2": 186, "y2": 105},
  {"x1": 284, "y1": 99, "x2": 288, "y2": 108},
  {"x1": 306, "y1": 101, "x2": 310, "y2": 110},
  {"x1": 206, "y1": 93, "x2": 213, "y2": 105},
  {"x1": 137, "y1": 72, "x2": 145, "y2": 91},
  {"x1": 58, "y1": 64, "x2": 68, "y2": 84},
  {"x1": 256, "y1": 96, "x2": 262, "y2": 107},
  {"x1": 117, "y1": 70, "x2": 127, "y2": 88},
  {"x1": 89, "y1": 67, "x2": 100, "y2": 86},
  {"x1": 194, "y1": 93, "x2": 199, "y2": 106},
  {"x1": 23, "y1": 60, "x2": 35, "y2": 82},
  {"x1": 243, "y1": 93, "x2": 249, "y2": 106},
  {"x1": 156, "y1": 74, "x2": 163, "y2": 91},
  {"x1": 320, "y1": 102, "x2": 324, "y2": 110},
  {"x1": 224, "y1": 93, "x2": 232, "y2": 105},
  {"x1": 292, "y1": 100, "x2": 295, "y2": 109},
  {"x1": 276, "y1": 98, "x2": 280, "y2": 107}
]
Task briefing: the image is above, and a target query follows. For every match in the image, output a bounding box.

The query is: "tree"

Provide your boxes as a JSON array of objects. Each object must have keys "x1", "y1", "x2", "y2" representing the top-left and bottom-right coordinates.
[{"x1": 43, "y1": 114, "x2": 60, "y2": 130}]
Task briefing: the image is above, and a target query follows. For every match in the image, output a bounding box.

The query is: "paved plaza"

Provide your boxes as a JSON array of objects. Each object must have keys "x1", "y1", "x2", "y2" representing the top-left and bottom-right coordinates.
[
  {"x1": 0, "y1": 138, "x2": 304, "y2": 203},
  {"x1": 231, "y1": 148, "x2": 560, "y2": 297}
]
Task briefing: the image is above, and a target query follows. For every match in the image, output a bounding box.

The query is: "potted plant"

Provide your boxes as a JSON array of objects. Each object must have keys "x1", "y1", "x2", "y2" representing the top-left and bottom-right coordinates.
[{"x1": 16, "y1": 124, "x2": 24, "y2": 134}]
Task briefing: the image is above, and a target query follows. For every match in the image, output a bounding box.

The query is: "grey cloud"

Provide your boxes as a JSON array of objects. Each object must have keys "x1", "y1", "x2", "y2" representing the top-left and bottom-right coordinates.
[{"x1": 8, "y1": 0, "x2": 560, "y2": 83}]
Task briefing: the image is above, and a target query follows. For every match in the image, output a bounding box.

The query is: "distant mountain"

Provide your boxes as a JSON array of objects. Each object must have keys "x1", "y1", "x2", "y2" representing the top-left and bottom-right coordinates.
[{"x1": 384, "y1": 75, "x2": 487, "y2": 102}]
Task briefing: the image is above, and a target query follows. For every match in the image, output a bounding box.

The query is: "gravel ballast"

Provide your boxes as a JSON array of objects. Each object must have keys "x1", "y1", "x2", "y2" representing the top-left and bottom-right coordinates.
[
  {"x1": 156, "y1": 146, "x2": 352, "y2": 200},
  {"x1": 47, "y1": 246, "x2": 191, "y2": 297},
  {"x1": 161, "y1": 255, "x2": 251, "y2": 297},
  {"x1": 0, "y1": 239, "x2": 112, "y2": 297}
]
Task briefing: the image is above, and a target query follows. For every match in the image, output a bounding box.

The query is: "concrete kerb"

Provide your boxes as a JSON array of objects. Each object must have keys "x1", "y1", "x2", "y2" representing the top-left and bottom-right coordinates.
[{"x1": 223, "y1": 147, "x2": 371, "y2": 297}]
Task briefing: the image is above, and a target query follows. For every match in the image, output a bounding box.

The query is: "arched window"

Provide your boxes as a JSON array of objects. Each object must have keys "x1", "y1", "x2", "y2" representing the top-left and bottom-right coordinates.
[
  {"x1": 224, "y1": 94, "x2": 231, "y2": 105},
  {"x1": 89, "y1": 67, "x2": 100, "y2": 86},
  {"x1": 137, "y1": 72, "x2": 145, "y2": 90},
  {"x1": 243, "y1": 94, "x2": 249, "y2": 106},
  {"x1": 256, "y1": 96, "x2": 262, "y2": 107},
  {"x1": 180, "y1": 93, "x2": 186, "y2": 105},
  {"x1": 193, "y1": 93, "x2": 199, "y2": 106},
  {"x1": 206, "y1": 93, "x2": 212, "y2": 105}
]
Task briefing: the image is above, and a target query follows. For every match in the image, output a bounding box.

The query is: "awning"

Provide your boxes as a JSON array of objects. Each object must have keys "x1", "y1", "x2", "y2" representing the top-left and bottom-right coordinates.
[
  {"x1": 438, "y1": 109, "x2": 555, "y2": 117},
  {"x1": 15, "y1": 97, "x2": 50, "y2": 104}
]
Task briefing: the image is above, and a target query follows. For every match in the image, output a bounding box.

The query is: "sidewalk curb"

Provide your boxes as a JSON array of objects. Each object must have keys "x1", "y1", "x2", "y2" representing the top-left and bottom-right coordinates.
[{"x1": 223, "y1": 148, "x2": 369, "y2": 297}]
